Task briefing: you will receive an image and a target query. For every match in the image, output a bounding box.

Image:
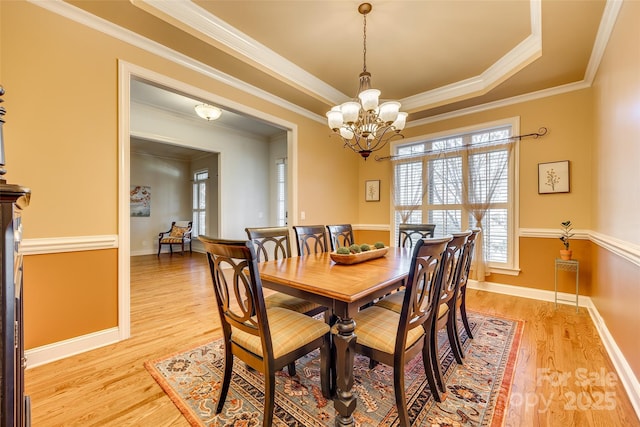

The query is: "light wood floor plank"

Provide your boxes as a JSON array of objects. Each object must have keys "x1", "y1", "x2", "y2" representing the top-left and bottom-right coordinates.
[{"x1": 24, "y1": 253, "x2": 639, "y2": 426}]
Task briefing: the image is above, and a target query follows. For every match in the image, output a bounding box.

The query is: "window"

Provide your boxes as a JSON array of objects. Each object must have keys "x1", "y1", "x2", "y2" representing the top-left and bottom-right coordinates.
[
  {"x1": 192, "y1": 170, "x2": 208, "y2": 237},
  {"x1": 276, "y1": 159, "x2": 287, "y2": 226},
  {"x1": 393, "y1": 119, "x2": 518, "y2": 271}
]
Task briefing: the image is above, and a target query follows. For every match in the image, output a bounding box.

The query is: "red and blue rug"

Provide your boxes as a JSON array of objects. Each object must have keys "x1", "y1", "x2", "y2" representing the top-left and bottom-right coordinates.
[{"x1": 145, "y1": 311, "x2": 522, "y2": 426}]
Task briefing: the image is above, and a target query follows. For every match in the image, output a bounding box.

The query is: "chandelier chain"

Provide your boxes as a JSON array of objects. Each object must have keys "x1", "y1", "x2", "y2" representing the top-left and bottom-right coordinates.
[{"x1": 362, "y1": 12, "x2": 367, "y2": 73}]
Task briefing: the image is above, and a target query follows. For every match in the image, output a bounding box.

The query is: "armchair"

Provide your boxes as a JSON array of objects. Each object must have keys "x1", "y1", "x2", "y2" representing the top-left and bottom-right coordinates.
[{"x1": 157, "y1": 221, "x2": 192, "y2": 256}]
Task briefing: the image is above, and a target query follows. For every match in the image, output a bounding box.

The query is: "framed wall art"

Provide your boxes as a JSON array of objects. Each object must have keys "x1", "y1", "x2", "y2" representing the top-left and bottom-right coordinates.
[
  {"x1": 538, "y1": 161, "x2": 570, "y2": 194},
  {"x1": 130, "y1": 185, "x2": 151, "y2": 216},
  {"x1": 365, "y1": 180, "x2": 380, "y2": 202}
]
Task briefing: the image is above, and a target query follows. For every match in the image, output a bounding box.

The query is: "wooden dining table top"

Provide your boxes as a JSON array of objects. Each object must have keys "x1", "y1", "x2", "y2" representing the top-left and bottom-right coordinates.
[{"x1": 257, "y1": 247, "x2": 414, "y2": 304}]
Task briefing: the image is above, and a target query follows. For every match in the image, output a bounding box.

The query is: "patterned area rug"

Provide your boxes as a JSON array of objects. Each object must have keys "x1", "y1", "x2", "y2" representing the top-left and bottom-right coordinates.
[{"x1": 145, "y1": 312, "x2": 522, "y2": 426}]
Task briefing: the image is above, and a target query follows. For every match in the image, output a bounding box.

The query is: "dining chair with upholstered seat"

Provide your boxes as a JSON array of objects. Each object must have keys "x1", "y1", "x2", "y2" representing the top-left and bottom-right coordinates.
[
  {"x1": 245, "y1": 226, "x2": 327, "y2": 376},
  {"x1": 293, "y1": 225, "x2": 329, "y2": 256},
  {"x1": 453, "y1": 228, "x2": 481, "y2": 349},
  {"x1": 398, "y1": 223, "x2": 436, "y2": 249},
  {"x1": 157, "y1": 221, "x2": 192, "y2": 256},
  {"x1": 429, "y1": 230, "x2": 471, "y2": 397},
  {"x1": 326, "y1": 224, "x2": 355, "y2": 251},
  {"x1": 199, "y1": 236, "x2": 331, "y2": 427},
  {"x1": 245, "y1": 226, "x2": 326, "y2": 316},
  {"x1": 345, "y1": 236, "x2": 451, "y2": 424}
]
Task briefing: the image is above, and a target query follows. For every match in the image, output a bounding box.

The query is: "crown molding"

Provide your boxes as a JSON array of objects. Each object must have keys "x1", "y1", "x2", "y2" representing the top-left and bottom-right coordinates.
[
  {"x1": 134, "y1": 0, "x2": 347, "y2": 106},
  {"x1": 402, "y1": 0, "x2": 542, "y2": 112},
  {"x1": 407, "y1": 80, "x2": 592, "y2": 127},
  {"x1": 139, "y1": 0, "x2": 543, "y2": 114},
  {"x1": 584, "y1": 0, "x2": 624, "y2": 83}
]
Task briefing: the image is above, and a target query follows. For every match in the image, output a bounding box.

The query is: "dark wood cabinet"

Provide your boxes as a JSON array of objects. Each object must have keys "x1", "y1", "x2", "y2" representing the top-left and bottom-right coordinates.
[
  {"x1": 0, "y1": 85, "x2": 31, "y2": 426},
  {"x1": 0, "y1": 183, "x2": 30, "y2": 427}
]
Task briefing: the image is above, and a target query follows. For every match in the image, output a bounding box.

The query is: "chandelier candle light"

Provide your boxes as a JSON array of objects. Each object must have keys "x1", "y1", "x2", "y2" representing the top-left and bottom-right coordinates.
[{"x1": 327, "y1": 3, "x2": 407, "y2": 160}]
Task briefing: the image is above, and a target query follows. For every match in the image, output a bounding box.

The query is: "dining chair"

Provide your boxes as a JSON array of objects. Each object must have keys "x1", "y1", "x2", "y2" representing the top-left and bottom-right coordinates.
[
  {"x1": 199, "y1": 236, "x2": 331, "y2": 426},
  {"x1": 429, "y1": 230, "x2": 471, "y2": 398},
  {"x1": 453, "y1": 228, "x2": 481, "y2": 347},
  {"x1": 345, "y1": 236, "x2": 451, "y2": 424},
  {"x1": 245, "y1": 226, "x2": 327, "y2": 375},
  {"x1": 326, "y1": 224, "x2": 355, "y2": 251},
  {"x1": 398, "y1": 223, "x2": 436, "y2": 249},
  {"x1": 245, "y1": 226, "x2": 326, "y2": 316},
  {"x1": 293, "y1": 225, "x2": 329, "y2": 256}
]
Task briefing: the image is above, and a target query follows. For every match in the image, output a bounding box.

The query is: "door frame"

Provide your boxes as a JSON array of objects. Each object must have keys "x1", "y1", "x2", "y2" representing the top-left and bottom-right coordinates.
[{"x1": 117, "y1": 61, "x2": 299, "y2": 339}]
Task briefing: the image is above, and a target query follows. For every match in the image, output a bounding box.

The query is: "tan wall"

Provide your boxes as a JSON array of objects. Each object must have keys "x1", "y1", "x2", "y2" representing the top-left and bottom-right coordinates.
[
  {"x1": 354, "y1": 230, "x2": 390, "y2": 247},
  {"x1": 23, "y1": 250, "x2": 118, "y2": 348},
  {"x1": 489, "y1": 237, "x2": 592, "y2": 294},
  {"x1": 591, "y1": 1, "x2": 640, "y2": 381},
  {"x1": 591, "y1": 246, "x2": 640, "y2": 377}
]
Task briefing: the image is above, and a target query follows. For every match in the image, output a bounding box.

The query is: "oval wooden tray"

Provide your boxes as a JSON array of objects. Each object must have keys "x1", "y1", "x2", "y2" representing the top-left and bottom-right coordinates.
[{"x1": 330, "y1": 247, "x2": 388, "y2": 265}]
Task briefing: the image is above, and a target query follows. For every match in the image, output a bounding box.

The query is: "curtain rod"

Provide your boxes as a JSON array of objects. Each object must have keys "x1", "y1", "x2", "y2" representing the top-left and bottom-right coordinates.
[{"x1": 374, "y1": 127, "x2": 548, "y2": 162}]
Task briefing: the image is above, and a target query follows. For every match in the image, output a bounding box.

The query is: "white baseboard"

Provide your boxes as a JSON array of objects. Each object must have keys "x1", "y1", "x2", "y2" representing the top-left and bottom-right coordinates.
[
  {"x1": 131, "y1": 249, "x2": 157, "y2": 256},
  {"x1": 468, "y1": 280, "x2": 640, "y2": 421},
  {"x1": 25, "y1": 327, "x2": 121, "y2": 369},
  {"x1": 585, "y1": 299, "x2": 640, "y2": 419}
]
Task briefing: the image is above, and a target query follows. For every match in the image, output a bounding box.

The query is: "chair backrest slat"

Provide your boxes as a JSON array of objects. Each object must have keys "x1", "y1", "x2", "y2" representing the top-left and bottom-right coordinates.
[
  {"x1": 437, "y1": 231, "x2": 472, "y2": 306},
  {"x1": 458, "y1": 228, "x2": 480, "y2": 291},
  {"x1": 326, "y1": 224, "x2": 355, "y2": 251},
  {"x1": 398, "y1": 224, "x2": 436, "y2": 248},
  {"x1": 396, "y1": 236, "x2": 451, "y2": 351},
  {"x1": 245, "y1": 226, "x2": 292, "y2": 262},
  {"x1": 293, "y1": 225, "x2": 328, "y2": 256}
]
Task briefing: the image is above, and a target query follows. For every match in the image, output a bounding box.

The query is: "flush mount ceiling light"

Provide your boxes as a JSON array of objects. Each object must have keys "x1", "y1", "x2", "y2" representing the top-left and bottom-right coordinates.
[
  {"x1": 194, "y1": 104, "x2": 222, "y2": 121},
  {"x1": 326, "y1": 3, "x2": 407, "y2": 160}
]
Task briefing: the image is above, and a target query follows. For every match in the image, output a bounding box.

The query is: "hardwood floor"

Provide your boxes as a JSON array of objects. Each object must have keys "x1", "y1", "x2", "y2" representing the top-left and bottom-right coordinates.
[{"x1": 25, "y1": 253, "x2": 639, "y2": 426}]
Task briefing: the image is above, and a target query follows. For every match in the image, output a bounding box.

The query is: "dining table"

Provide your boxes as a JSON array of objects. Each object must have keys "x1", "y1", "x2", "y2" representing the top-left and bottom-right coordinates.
[{"x1": 258, "y1": 247, "x2": 414, "y2": 427}]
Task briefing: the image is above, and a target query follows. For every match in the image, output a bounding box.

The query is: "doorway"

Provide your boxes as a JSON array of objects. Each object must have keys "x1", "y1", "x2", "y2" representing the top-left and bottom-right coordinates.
[{"x1": 118, "y1": 62, "x2": 298, "y2": 340}]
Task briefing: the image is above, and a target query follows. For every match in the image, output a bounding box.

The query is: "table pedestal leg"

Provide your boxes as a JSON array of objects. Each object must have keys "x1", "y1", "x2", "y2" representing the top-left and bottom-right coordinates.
[{"x1": 333, "y1": 317, "x2": 356, "y2": 427}]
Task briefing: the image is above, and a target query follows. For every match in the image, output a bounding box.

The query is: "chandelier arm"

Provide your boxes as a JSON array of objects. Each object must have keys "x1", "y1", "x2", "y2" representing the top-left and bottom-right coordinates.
[{"x1": 367, "y1": 125, "x2": 401, "y2": 151}]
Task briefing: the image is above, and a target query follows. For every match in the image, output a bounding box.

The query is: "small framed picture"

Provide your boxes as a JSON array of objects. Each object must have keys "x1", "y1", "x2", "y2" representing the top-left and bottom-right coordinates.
[
  {"x1": 365, "y1": 180, "x2": 380, "y2": 202},
  {"x1": 538, "y1": 161, "x2": 570, "y2": 194}
]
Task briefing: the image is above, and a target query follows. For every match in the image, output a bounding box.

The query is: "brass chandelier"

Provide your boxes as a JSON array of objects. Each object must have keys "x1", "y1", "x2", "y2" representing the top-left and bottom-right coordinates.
[{"x1": 326, "y1": 3, "x2": 407, "y2": 160}]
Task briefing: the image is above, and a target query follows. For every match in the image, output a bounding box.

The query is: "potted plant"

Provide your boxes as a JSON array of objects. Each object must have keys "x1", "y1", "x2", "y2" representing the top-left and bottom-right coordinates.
[{"x1": 559, "y1": 220, "x2": 574, "y2": 260}]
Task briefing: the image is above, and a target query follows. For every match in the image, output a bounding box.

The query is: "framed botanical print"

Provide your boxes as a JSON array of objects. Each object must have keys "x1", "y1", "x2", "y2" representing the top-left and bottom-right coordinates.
[
  {"x1": 538, "y1": 161, "x2": 570, "y2": 194},
  {"x1": 365, "y1": 180, "x2": 380, "y2": 202}
]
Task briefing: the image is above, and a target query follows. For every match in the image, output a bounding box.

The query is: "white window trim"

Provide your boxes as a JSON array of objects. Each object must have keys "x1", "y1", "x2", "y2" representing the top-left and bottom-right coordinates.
[
  {"x1": 276, "y1": 158, "x2": 287, "y2": 226},
  {"x1": 193, "y1": 169, "x2": 208, "y2": 237}
]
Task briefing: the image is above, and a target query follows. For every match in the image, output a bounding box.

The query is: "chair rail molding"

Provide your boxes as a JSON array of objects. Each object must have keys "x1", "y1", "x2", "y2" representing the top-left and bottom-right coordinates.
[
  {"x1": 20, "y1": 235, "x2": 118, "y2": 255},
  {"x1": 352, "y1": 223, "x2": 390, "y2": 231},
  {"x1": 520, "y1": 228, "x2": 640, "y2": 268}
]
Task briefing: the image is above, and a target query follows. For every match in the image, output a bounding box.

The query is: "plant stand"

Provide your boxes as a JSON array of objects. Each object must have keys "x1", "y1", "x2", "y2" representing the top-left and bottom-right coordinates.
[{"x1": 554, "y1": 258, "x2": 579, "y2": 312}]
